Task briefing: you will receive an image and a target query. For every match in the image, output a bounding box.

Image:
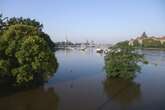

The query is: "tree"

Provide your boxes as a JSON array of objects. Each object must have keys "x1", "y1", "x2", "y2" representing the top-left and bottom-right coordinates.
[
  {"x1": 0, "y1": 14, "x2": 8, "y2": 34},
  {"x1": 142, "y1": 38, "x2": 161, "y2": 48},
  {"x1": 0, "y1": 19, "x2": 58, "y2": 86},
  {"x1": 133, "y1": 40, "x2": 141, "y2": 48},
  {"x1": 2, "y1": 17, "x2": 55, "y2": 51},
  {"x1": 162, "y1": 42, "x2": 165, "y2": 48},
  {"x1": 6, "y1": 17, "x2": 43, "y2": 31},
  {"x1": 105, "y1": 41, "x2": 147, "y2": 80}
]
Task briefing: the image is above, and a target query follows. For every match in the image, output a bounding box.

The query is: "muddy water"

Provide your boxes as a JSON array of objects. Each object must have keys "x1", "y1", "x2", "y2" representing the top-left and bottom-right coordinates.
[{"x1": 0, "y1": 48, "x2": 165, "y2": 110}]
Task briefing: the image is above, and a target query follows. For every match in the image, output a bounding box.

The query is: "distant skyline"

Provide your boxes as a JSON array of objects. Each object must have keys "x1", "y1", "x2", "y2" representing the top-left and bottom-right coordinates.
[{"x1": 1, "y1": 0, "x2": 165, "y2": 43}]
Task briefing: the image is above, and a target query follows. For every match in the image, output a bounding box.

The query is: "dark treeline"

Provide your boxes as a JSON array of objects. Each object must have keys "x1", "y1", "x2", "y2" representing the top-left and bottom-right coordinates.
[{"x1": 131, "y1": 32, "x2": 165, "y2": 49}]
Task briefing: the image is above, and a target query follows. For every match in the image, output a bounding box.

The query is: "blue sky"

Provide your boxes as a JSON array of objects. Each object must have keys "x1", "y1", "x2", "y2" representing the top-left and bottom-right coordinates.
[{"x1": 1, "y1": 0, "x2": 165, "y2": 43}]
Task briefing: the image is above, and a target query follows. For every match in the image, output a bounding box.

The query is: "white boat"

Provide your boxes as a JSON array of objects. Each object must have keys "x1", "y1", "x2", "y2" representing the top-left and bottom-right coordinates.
[
  {"x1": 80, "y1": 47, "x2": 86, "y2": 51},
  {"x1": 96, "y1": 48, "x2": 103, "y2": 53},
  {"x1": 80, "y1": 45, "x2": 87, "y2": 51}
]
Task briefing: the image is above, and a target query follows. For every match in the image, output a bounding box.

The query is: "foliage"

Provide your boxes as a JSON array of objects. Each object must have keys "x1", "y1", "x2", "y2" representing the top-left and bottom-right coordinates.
[
  {"x1": 105, "y1": 41, "x2": 147, "y2": 80},
  {"x1": 162, "y1": 42, "x2": 165, "y2": 48},
  {"x1": 0, "y1": 14, "x2": 3, "y2": 31},
  {"x1": 6, "y1": 17, "x2": 43, "y2": 31},
  {"x1": 0, "y1": 17, "x2": 58, "y2": 86},
  {"x1": 1, "y1": 16, "x2": 55, "y2": 51},
  {"x1": 133, "y1": 40, "x2": 141, "y2": 48},
  {"x1": 0, "y1": 14, "x2": 8, "y2": 34},
  {"x1": 142, "y1": 38, "x2": 162, "y2": 48}
]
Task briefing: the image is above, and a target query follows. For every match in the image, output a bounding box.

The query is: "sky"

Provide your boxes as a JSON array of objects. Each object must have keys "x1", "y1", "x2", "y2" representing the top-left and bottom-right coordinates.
[{"x1": 0, "y1": 0, "x2": 165, "y2": 44}]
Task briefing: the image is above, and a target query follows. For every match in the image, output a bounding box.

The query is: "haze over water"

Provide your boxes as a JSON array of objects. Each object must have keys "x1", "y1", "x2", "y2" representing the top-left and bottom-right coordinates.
[{"x1": 1, "y1": 0, "x2": 165, "y2": 43}]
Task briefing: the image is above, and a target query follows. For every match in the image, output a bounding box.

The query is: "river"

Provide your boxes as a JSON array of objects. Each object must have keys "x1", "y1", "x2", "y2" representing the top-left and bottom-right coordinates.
[{"x1": 0, "y1": 48, "x2": 165, "y2": 110}]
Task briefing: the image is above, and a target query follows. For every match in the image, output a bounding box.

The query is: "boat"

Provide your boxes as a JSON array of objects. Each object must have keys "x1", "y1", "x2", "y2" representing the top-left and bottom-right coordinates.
[
  {"x1": 96, "y1": 48, "x2": 103, "y2": 53},
  {"x1": 80, "y1": 44, "x2": 87, "y2": 51},
  {"x1": 80, "y1": 47, "x2": 86, "y2": 51}
]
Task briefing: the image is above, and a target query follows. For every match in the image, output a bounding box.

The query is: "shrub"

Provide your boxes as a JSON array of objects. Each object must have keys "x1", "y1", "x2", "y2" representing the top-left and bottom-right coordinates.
[{"x1": 105, "y1": 41, "x2": 147, "y2": 80}]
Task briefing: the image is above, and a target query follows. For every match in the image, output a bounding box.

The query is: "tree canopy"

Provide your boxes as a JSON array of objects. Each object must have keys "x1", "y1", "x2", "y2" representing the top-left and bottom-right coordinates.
[
  {"x1": 142, "y1": 38, "x2": 162, "y2": 48},
  {"x1": 0, "y1": 14, "x2": 8, "y2": 34},
  {"x1": 6, "y1": 17, "x2": 43, "y2": 31},
  {"x1": 0, "y1": 15, "x2": 58, "y2": 86},
  {"x1": 0, "y1": 15, "x2": 55, "y2": 51},
  {"x1": 105, "y1": 41, "x2": 147, "y2": 80}
]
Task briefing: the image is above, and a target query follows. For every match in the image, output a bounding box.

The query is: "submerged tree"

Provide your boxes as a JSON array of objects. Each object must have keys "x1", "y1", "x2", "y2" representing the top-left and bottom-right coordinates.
[
  {"x1": 0, "y1": 16, "x2": 58, "y2": 86},
  {"x1": 105, "y1": 41, "x2": 147, "y2": 80}
]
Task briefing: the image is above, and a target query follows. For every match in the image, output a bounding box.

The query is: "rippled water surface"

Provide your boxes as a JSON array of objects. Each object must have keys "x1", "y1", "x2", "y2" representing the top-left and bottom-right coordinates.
[{"x1": 0, "y1": 48, "x2": 165, "y2": 110}]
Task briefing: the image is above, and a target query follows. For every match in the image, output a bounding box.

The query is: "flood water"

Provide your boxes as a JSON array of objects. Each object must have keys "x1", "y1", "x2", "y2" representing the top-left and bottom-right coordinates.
[{"x1": 0, "y1": 48, "x2": 165, "y2": 110}]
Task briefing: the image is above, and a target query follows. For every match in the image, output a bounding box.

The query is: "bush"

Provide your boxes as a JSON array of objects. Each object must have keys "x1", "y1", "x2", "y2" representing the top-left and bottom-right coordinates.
[
  {"x1": 105, "y1": 41, "x2": 147, "y2": 80},
  {"x1": 142, "y1": 38, "x2": 162, "y2": 48}
]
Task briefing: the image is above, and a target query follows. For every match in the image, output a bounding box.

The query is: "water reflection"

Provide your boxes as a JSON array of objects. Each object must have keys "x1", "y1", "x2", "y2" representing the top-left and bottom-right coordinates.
[
  {"x1": 103, "y1": 78, "x2": 141, "y2": 109},
  {"x1": 0, "y1": 49, "x2": 165, "y2": 110},
  {"x1": 0, "y1": 87, "x2": 59, "y2": 110}
]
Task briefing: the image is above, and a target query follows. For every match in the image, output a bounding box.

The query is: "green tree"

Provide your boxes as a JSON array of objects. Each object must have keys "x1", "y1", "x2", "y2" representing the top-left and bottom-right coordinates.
[
  {"x1": 162, "y1": 42, "x2": 165, "y2": 48},
  {"x1": 0, "y1": 20, "x2": 58, "y2": 86},
  {"x1": 0, "y1": 14, "x2": 8, "y2": 34},
  {"x1": 142, "y1": 38, "x2": 161, "y2": 48},
  {"x1": 133, "y1": 40, "x2": 141, "y2": 48},
  {"x1": 6, "y1": 17, "x2": 43, "y2": 31},
  {"x1": 105, "y1": 41, "x2": 147, "y2": 80},
  {"x1": 2, "y1": 17, "x2": 55, "y2": 51}
]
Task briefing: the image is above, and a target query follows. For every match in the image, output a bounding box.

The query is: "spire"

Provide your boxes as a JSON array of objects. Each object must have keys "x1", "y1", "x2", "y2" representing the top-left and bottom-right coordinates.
[
  {"x1": 141, "y1": 32, "x2": 148, "y2": 38},
  {"x1": 65, "y1": 33, "x2": 68, "y2": 43}
]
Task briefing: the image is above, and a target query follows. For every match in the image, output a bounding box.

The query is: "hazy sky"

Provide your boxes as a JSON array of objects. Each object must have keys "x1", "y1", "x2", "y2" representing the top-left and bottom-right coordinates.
[{"x1": 1, "y1": 0, "x2": 165, "y2": 43}]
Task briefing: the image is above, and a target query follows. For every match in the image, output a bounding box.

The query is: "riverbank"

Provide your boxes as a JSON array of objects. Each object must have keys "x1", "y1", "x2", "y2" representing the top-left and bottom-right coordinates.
[{"x1": 135, "y1": 47, "x2": 165, "y2": 51}]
